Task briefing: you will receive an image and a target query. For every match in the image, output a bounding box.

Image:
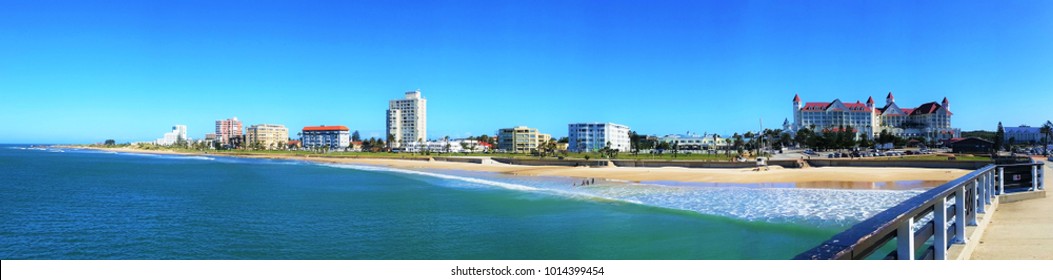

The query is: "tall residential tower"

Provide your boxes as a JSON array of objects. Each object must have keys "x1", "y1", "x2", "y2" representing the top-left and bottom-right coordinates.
[
  {"x1": 215, "y1": 117, "x2": 244, "y2": 147},
  {"x1": 387, "y1": 90, "x2": 427, "y2": 148}
]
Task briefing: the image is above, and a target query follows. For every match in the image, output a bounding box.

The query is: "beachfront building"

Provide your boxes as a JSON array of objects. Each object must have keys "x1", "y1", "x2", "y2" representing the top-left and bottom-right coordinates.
[
  {"x1": 1003, "y1": 121, "x2": 1052, "y2": 144},
  {"x1": 568, "y1": 123, "x2": 631, "y2": 152},
  {"x1": 787, "y1": 92, "x2": 960, "y2": 142},
  {"x1": 215, "y1": 117, "x2": 244, "y2": 147},
  {"x1": 386, "y1": 90, "x2": 427, "y2": 149},
  {"x1": 246, "y1": 124, "x2": 289, "y2": 150},
  {"x1": 401, "y1": 138, "x2": 483, "y2": 153},
  {"x1": 300, "y1": 125, "x2": 350, "y2": 150},
  {"x1": 497, "y1": 126, "x2": 552, "y2": 153},
  {"x1": 658, "y1": 133, "x2": 727, "y2": 152},
  {"x1": 155, "y1": 125, "x2": 188, "y2": 146}
]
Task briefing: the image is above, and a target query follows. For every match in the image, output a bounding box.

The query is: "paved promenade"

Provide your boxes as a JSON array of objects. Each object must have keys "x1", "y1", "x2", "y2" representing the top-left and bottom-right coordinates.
[{"x1": 972, "y1": 158, "x2": 1052, "y2": 259}]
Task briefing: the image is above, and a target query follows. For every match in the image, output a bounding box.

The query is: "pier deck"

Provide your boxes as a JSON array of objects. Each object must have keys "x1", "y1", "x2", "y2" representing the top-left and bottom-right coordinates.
[{"x1": 972, "y1": 159, "x2": 1053, "y2": 259}]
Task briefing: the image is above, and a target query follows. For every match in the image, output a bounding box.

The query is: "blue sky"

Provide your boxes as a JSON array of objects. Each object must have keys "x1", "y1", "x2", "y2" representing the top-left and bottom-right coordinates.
[{"x1": 1, "y1": 0, "x2": 1050, "y2": 144}]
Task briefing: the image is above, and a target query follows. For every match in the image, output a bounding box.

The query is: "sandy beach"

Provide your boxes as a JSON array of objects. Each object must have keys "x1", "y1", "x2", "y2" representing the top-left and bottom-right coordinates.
[{"x1": 83, "y1": 147, "x2": 972, "y2": 184}]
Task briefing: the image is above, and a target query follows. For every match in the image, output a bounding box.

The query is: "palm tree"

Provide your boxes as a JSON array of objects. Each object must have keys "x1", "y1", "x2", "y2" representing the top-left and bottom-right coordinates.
[
  {"x1": 546, "y1": 140, "x2": 557, "y2": 157},
  {"x1": 417, "y1": 138, "x2": 425, "y2": 155},
  {"x1": 733, "y1": 133, "x2": 745, "y2": 157},
  {"x1": 672, "y1": 140, "x2": 680, "y2": 158},
  {"x1": 443, "y1": 136, "x2": 451, "y2": 154}
]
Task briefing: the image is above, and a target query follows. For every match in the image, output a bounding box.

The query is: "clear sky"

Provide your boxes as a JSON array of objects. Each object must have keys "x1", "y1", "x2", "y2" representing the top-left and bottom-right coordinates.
[{"x1": 2, "y1": 0, "x2": 1051, "y2": 144}]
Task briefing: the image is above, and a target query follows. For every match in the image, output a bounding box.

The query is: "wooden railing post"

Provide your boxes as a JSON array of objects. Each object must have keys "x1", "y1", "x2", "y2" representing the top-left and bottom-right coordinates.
[
  {"x1": 954, "y1": 186, "x2": 968, "y2": 244},
  {"x1": 984, "y1": 172, "x2": 992, "y2": 205},
  {"x1": 999, "y1": 167, "x2": 1005, "y2": 195},
  {"x1": 897, "y1": 216, "x2": 915, "y2": 260},
  {"x1": 934, "y1": 197, "x2": 948, "y2": 259},
  {"x1": 1033, "y1": 165, "x2": 1039, "y2": 191},
  {"x1": 975, "y1": 178, "x2": 985, "y2": 214}
]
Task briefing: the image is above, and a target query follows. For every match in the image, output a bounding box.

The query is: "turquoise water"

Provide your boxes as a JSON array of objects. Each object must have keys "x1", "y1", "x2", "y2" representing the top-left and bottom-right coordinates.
[{"x1": 0, "y1": 145, "x2": 926, "y2": 259}]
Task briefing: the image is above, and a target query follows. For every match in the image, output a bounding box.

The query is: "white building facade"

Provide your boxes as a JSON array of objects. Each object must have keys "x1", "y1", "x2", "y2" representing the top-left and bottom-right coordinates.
[
  {"x1": 1004, "y1": 121, "x2": 1052, "y2": 144},
  {"x1": 400, "y1": 139, "x2": 484, "y2": 153},
  {"x1": 658, "y1": 133, "x2": 727, "y2": 151},
  {"x1": 156, "y1": 125, "x2": 188, "y2": 146},
  {"x1": 387, "y1": 90, "x2": 427, "y2": 148},
  {"x1": 301, "y1": 125, "x2": 350, "y2": 150},
  {"x1": 568, "y1": 123, "x2": 631, "y2": 152}
]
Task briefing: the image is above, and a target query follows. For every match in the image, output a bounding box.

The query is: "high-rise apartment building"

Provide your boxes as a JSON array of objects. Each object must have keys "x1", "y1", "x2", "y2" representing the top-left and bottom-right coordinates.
[
  {"x1": 387, "y1": 90, "x2": 427, "y2": 148},
  {"x1": 246, "y1": 124, "x2": 289, "y2": 150},
  {"x1": 568, "y1": 123, "x2": 631, "y2": 152},
  {"x1": 215, "y1": 117, "x2": 244, "y2": 146}
]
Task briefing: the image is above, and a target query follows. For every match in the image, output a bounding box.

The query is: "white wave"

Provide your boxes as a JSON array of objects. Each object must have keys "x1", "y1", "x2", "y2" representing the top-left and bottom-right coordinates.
[
  {"x1": 322, "y1": 163, "x2": 929, "y2": 227},
  {"x1": 318, "y1": 163, "x2": 645, "y2": 205}
]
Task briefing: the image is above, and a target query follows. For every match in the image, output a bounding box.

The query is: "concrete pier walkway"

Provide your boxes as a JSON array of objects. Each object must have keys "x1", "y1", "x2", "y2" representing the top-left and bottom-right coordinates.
[{"x1": 972, "y1": 159, "x2": 1052, "y2": 259}]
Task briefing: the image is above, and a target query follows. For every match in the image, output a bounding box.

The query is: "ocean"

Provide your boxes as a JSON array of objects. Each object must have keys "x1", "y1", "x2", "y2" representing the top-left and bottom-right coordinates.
[{"x1": 0, "y1": 145, "x2": 935, "y2": 259}]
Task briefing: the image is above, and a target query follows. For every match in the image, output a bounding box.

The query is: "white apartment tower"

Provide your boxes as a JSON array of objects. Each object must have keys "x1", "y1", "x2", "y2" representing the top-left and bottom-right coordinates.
[
  {"x1": 387, "y1": 90, "x2": 427, "y2": 148},
  {"x1": 568, "y1": 123, "x2": 631, "y2": 152}
]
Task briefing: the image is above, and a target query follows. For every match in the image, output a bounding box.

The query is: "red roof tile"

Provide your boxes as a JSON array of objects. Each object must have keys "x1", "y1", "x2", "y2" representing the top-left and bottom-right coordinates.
[
  {"x1": 801, "y1": 101, "x2": 873, "y2": 112},
  {"x1": 910, "y1": 102, "x2": 941, "y2": 115}
]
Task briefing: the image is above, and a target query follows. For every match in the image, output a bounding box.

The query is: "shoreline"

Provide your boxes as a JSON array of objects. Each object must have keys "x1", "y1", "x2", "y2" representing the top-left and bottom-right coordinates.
[{"x1": 66, "y1": 146, "x2": 973, "y2": 185}]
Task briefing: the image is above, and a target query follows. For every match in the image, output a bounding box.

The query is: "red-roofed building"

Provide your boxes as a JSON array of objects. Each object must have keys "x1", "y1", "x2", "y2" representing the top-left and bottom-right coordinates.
[
  {"x1": 787, "y1": 92, "x2": 960, "y2": 142},
  {"x1": 300, "y1": 125, "x2": 350, "y2": 150}
]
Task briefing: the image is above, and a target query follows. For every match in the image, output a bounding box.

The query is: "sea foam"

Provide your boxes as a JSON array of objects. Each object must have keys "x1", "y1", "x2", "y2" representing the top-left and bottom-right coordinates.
[{"x1": 320, "y1": 163, "x2": 924, "y2": 227}]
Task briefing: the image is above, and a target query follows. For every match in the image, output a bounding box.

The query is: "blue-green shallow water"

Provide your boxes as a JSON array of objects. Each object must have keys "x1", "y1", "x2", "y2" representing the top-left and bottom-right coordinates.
[{"x1": 0, "y1": 146, "x2": 839, "y2": 259}]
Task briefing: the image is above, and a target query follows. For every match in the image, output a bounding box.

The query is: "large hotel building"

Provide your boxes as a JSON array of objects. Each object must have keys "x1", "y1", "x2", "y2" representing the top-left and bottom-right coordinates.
[
  {"x1": 387, "y1": 90, "x2": 427, "y2": 148},
  {"x1": 785, "y1": 92, "x2": 960, "y2": 141}
]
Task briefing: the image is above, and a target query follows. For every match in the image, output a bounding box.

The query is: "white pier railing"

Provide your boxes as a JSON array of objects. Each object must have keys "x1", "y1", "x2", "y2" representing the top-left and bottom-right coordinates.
[{"x1": 795, "y1": 161, "x2": 1044, "y2": 260}]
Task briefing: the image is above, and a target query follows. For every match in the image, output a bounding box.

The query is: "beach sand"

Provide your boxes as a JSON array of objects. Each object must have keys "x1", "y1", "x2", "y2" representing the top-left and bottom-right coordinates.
[{"x1": 87, "y1": 147, "x2": 971, "y2": 184}]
